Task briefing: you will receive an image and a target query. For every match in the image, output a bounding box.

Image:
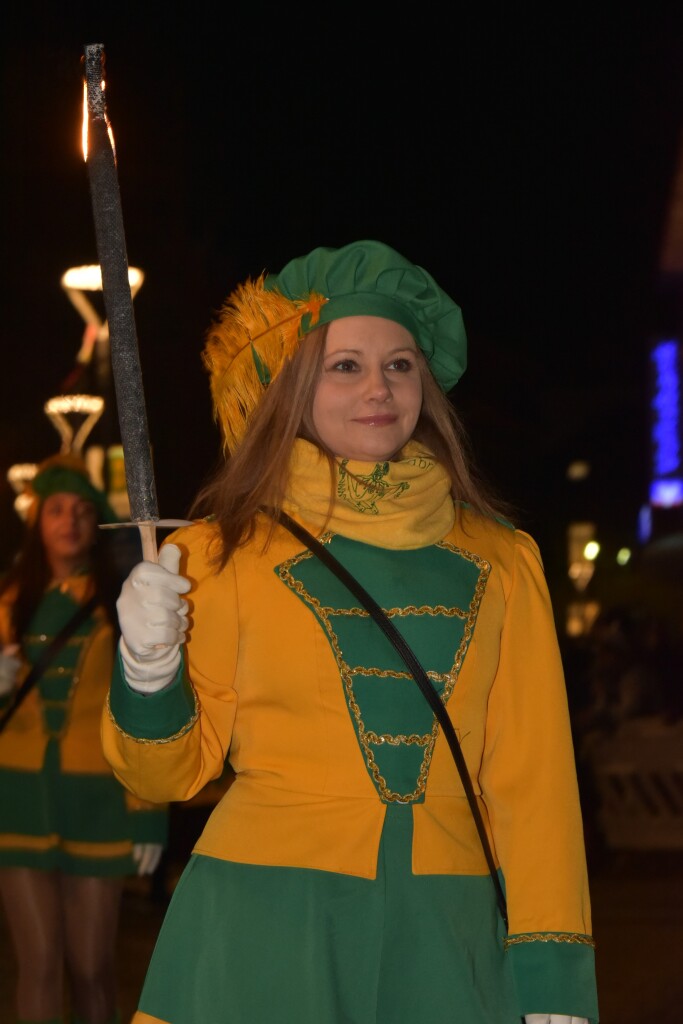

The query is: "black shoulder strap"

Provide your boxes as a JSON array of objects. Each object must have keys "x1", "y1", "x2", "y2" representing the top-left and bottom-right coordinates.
[
  {"x1": 0, "y1": 594, "x2": 99, "y2": 736},
  {"x1": 276, "y1": 510, "x2": 508, "y2": 930}
]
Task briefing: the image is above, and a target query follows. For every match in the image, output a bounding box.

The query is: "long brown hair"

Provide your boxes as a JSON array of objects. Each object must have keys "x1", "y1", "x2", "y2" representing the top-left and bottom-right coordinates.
[
  {"x1": 0, "y1": 504, "x2": 120, "y2": 644},
  {"x1": 191, "y1": 323, "x2": 513, "y2": 568}
]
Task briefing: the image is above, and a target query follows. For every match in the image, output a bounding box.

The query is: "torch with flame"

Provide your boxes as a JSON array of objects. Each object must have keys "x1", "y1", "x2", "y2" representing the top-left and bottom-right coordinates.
[{"x1": 82, "y1": 44, "x2": 189, "y2": 558}]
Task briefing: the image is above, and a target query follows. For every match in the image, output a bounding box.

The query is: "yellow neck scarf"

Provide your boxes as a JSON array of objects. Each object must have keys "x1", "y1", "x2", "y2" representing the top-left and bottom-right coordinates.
[{"x1": 282, "y1": 439, "x2": 455, "y2": 550}]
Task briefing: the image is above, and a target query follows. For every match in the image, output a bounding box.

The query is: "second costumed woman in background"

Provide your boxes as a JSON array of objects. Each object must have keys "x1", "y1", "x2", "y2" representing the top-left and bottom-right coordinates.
[{"x1": 0, "y1": 454, "x2": 168, "y2": 1024}]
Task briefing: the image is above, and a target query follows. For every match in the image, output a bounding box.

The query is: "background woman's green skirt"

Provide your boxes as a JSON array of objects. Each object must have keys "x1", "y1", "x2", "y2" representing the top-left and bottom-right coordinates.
[{"x1": 0, "y1": 740, "x2": 137, "y2": 876}]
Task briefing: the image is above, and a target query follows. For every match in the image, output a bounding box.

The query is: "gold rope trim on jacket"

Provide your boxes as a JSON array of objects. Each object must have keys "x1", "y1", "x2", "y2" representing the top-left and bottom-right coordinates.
[
  {"x1": 348, "y1": 664, "x2": 451, "y2": 684},
  {"x1": 314, "y1": 603, "x2": 468, "y2": 619},
  {"x1": 366, "y1": 730, "x2": 431, "y2": 746},
  {"x1": 278, "y1": 538, "x2": 490, "y2": 803},
  {"x1": 104, "y1": 689, "x2": 199, "y2": 744},
  {"x1": 504, "y1": 932, "x2": 596, "y2": 950},
  {"x1": 39, "y1": 613, "x2": 109, "y2": 741},
  {"x1": 24, "y1": 633, "x2": 87, "y2": 647}
]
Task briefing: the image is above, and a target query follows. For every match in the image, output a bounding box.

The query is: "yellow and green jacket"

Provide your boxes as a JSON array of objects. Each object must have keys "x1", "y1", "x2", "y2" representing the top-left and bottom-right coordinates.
[
  {"x1": 103, "y1": 440, "x2": 596, "y2": 1010},
  {"x1": 0, "y1": 572, "x2": 167, "y2": 870}
]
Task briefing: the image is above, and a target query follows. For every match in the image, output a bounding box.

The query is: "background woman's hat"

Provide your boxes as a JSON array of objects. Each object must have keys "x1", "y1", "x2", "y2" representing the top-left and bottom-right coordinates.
[
  {"x1": 27, "y1": 453, "x2": 119, "y2": 525},
  {"x1": 204, "y1": 239, "x2": 467, "y2": 452}
]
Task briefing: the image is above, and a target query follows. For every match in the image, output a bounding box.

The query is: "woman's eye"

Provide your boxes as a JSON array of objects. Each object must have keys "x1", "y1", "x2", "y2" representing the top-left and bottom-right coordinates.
[
  {"x1": 389, "y1": 357, "x2": 413, "y2": 372},
  {"x1": 330, "y1": 359, "x2": 358, "y2": 373}
]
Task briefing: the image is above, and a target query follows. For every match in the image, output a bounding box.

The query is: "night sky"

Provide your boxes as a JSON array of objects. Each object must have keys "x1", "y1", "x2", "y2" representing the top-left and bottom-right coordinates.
[{"x1": 3, "y1": 9, "x2": 683, "y2": 581}]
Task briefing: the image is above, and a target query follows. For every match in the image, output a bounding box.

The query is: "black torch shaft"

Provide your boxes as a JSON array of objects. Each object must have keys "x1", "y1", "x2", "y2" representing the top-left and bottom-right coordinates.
[{"x1": 83, "y1": 43, "x2": 158, "y2": 524}]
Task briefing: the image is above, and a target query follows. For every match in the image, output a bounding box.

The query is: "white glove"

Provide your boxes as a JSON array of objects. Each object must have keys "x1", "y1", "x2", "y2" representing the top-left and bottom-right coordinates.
[
  {"x1": 132, "y1": 842, "x2": 163, "y2": 876},
  {"x1": 0, "y1": 645, "x2": 22, "y2": 698},
  {"x1": 524, "y1": 1015, "x2": 589, "y2": 1023},
  {"x1": 117, "y1": 544, "x2": 191, "y2": 695}
]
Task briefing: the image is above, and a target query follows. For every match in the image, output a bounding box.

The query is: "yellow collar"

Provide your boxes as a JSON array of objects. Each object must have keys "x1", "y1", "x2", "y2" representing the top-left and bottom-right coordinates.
[
  {"x1": 47, "y1": 572, "x2": 94, "y2": 602},
  {"x1": 282, "y1": 439, "x2": 454, "y2": 550}
]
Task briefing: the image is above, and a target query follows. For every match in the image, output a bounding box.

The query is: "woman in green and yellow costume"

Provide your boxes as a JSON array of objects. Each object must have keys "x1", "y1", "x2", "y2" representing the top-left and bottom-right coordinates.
[
  {"x1": 102, "y1": 240, "x2": 599, "y2": 1023},
  {"x1": 0, "y1": 454, "x2": 168, "y2": 1024}
]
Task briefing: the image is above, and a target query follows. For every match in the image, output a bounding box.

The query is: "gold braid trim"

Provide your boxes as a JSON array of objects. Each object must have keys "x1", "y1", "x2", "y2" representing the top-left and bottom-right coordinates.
[
  {"x1": 504, "y1": 932, "x2": 596, "y2": 951},
  {"x1": 104, "y1": 689, "x2": 200, "y2": 745},
  {"x1": 278, "y1": 539, "x2": 490, "y2": 803}
]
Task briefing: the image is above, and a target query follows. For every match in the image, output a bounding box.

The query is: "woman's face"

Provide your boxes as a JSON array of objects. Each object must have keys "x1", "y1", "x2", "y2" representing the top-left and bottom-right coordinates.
[
  {"x1": 39, "y1": 492, "x2": 98, "y2": 572},
  {"x1": 311, "y1": 316, "x2": 423, "y2": 462}
]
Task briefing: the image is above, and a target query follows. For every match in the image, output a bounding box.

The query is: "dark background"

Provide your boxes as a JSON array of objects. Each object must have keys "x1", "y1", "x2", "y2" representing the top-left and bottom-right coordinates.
[
  {"x1": 3, "y1": 8, "x2": 683, "y2": 595},
  {"x1": 2, "y1": 16, "x2": 683, "y2": 1024}
]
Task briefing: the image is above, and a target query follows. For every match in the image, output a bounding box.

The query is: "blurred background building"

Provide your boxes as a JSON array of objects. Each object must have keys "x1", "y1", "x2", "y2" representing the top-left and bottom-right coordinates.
[{"x1": 553, "y1": 132, "x2": 683, "y2": 651}]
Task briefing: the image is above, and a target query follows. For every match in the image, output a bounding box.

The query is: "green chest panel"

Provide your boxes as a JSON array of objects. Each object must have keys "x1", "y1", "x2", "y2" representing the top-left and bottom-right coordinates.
[
  {"x1": 24, "y1": 589, "x2": 96, "y2": 738},
  {"x1": 277, "y1": 534, "x2": 489, "y2": 803}
]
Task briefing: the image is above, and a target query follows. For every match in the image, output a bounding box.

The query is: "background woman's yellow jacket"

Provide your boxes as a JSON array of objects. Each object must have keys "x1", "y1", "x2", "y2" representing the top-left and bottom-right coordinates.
[{"x1": 0, "y1": 574, "x2": 167, "y2": 869}]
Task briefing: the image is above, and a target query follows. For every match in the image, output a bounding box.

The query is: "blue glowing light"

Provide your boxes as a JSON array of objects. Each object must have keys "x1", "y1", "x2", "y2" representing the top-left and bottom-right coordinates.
[
  {"x1": 650, "y1": 340, "x2": 682, "y2": 506},
  {"x1": 638, "y1": 503, "x2": 652, "y2": 543},
  {"x1": 649, "y1": 478, "x2": 683, "y2": 506}
]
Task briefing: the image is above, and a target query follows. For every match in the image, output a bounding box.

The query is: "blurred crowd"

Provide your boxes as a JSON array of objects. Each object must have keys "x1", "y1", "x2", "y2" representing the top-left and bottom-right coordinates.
[{"x1": 561, "y1": 604, "x2": 683, "y2": 863}]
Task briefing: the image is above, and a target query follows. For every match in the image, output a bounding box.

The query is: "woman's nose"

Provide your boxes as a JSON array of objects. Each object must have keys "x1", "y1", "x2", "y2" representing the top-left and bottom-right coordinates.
[{"x1": 365, "y1": 367, "x2": 392, "y2": 401}]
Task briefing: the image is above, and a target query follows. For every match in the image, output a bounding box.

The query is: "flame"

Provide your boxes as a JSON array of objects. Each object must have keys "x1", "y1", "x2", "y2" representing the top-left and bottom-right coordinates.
[
  {"x1": 107, "y1": 114, "x2": 116, "y2": 161},
  {"x1": 82, "y1": 81, "x2": 88, "y2": 160},
  {"x1": 82, "y1": 78, "x2": 116, "y2": 163}
]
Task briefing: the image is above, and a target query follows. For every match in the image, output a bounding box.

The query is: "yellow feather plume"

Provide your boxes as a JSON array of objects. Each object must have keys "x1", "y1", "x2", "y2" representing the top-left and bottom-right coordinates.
[{"x1": 202, "y1": 275, "x2": 326, "y2": 453}]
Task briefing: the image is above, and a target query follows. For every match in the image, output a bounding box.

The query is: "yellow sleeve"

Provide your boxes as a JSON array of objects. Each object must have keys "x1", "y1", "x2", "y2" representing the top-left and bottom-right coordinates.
[
  {"x1": 479, "y1": 529, "x2": 593, "y2": 939},
  {"x1": 101, "y1": 524, "x2": 238, "y2": 804}
]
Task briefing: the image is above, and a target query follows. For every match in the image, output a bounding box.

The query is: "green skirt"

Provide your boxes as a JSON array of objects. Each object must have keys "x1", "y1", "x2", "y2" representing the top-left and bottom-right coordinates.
[
  {"x1": 139, "y1": 804, "x2": 518, "y2": 1023},
  {"x1": 0, "y1": 739, "x2": 138, "y2": 876}
]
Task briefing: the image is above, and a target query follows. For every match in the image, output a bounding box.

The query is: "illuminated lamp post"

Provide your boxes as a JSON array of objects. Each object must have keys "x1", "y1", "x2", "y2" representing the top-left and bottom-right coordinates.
[
  {"x1": 6, "y1": 464, "x2": 38, "y2": 521},
  {"x1": 43, "y1": 393, "x2": 104, "y2": 455},
  {"x1": 60, "y1": 263, "x2": 144, "y2": 518},
  {"x1": 6, "y1": 394, "x2": 107, "y2": 522},
  {"x1": 565, "y1": 516, "x2": 601, "y2": 638},
  {"x1": 60, "y1": 263, "x2": 144, "y2": 415}
]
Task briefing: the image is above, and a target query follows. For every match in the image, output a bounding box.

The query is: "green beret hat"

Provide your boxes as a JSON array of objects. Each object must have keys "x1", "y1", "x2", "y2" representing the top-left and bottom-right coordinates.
[
  {"x1": 265, "y1": 240, "x2": 467, "y2": 393},
  {"x1": 29, "y1": 453, "x2": 119, "y2": 525},
  {"x1": 203, "y1": 239, "x2": 467, "y2": 453}
]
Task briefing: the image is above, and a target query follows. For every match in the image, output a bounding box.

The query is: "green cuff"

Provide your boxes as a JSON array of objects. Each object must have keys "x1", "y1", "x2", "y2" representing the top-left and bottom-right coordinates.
[
  {"x1": 507, "y1": 934, "x2": 599, "y2": 1022},
  {"x1": 110, "y1": 649, "x2": 197, "y2": 740}
]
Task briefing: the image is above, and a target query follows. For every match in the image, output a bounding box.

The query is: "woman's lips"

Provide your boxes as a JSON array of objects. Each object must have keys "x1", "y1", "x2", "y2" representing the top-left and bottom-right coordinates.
[{"x1": 353, "y1": 415, "x2": 398, "y2": 426}]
